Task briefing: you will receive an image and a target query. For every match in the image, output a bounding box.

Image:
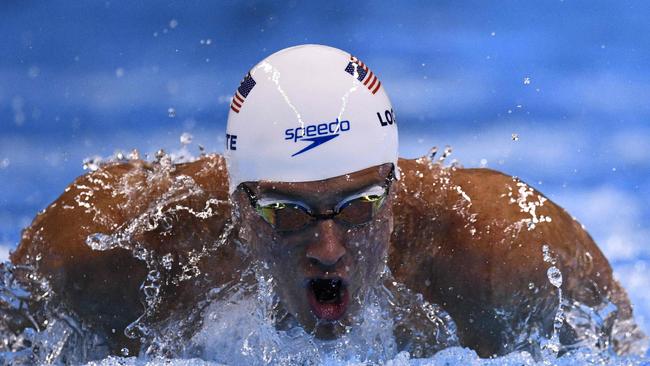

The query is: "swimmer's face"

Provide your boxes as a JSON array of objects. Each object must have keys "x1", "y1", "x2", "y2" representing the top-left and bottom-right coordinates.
[{"x1": 233, "y1": 163, "x2": 394, "y2": 338}]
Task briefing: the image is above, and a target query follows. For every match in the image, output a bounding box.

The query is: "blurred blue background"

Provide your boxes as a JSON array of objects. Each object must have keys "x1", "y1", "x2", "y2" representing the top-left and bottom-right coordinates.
[{"x1": 1, "y1": 0, "x2": 649, "y2": 339}]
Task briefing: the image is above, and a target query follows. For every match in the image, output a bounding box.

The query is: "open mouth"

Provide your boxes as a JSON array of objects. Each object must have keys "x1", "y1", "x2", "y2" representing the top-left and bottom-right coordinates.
[{"x1": 306, "y1": 278, "x2": 349, "y2": 321}]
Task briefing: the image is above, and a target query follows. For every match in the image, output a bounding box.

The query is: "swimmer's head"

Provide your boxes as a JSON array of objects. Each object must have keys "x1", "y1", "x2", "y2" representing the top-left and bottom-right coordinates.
[
  {"x1": 224, "y1": 44, "x2": 399, "y2": 193},
  {"x1": 226, "y1": 45, "x2": 398, "y2": 337}
]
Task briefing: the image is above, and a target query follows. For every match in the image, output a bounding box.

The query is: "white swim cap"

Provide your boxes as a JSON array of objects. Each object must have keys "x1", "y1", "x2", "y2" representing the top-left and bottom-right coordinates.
[{"x1": 225, "y1": 44, "x2": 399, "y2": 193}]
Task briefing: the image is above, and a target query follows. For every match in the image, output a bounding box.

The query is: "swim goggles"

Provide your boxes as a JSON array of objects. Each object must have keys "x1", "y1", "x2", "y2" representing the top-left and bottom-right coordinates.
[{"x1": 240, "y1": 169, "x2": 394, "y2": 232}]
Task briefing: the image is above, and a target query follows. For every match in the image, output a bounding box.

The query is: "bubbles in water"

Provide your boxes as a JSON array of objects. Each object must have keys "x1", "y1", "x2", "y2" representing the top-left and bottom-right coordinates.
[
  {"x1": 0, "y1": 158, "x2": 9, "y2": 169},
  {"x1": 547, "y1": 266, "x2": 563, "y2": 288},
  {"x1": 115, "y1": 68, "x2": 124, "y2": 78},
  {"x1": 523, "y1": 77, "x2": 531, "y2": 85},
  {"x1": 169, "y1": 19, "x2": 178, "y2": 29},
  {"x1": 511, "y1": 133, "x2": 519, "y2": 141},
  {"x1": 168, "y1": 107, "x2": 176, "y2": 118},
  {"x1": 120, "y1": 347, "x2": 129, "y2": 356}
]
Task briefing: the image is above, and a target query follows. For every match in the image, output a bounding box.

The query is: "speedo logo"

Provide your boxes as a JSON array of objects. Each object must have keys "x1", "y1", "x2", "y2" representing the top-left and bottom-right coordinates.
[{"x1": 284, "y1": 119, "x2": 351, "y2": 157}]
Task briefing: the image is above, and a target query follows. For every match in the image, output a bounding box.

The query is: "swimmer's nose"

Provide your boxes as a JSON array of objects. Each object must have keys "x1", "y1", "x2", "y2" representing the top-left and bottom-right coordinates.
[{"x1": 306, "y1": 220, "x2": 346, "y2": 269}]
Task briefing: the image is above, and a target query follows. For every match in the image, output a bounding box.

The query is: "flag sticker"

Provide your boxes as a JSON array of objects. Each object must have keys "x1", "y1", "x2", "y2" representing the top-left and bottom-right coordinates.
[
  {"x1": 230, "y1": 73, "x2": 256, "y2": 113},
  {"x1": 344, "y1": 56, "x2": 381, "y2": 95}
]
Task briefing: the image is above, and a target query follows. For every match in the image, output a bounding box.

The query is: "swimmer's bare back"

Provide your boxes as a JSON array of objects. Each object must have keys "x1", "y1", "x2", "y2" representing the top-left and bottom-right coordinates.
[{"x1": 10, "y1": 154, "x2": 637, "y2": 356}]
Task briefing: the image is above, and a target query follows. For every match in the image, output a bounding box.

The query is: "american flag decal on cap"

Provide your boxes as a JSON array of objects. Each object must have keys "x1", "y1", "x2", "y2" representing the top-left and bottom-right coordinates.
[
  {"x1": 230, "y1": 73, "x2": 256, "y2": 113},
  {"x1": 344, "y1": 56, "x2": 381, "y2": 94}
]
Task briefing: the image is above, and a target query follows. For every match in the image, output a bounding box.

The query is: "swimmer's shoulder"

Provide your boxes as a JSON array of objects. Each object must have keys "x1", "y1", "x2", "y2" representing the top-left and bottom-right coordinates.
[
  {"x1": 393, "y1": 157, "x2": 617, "y2": 308},
  {"x1": 10, "y1": 154, "x2": 238, "y2": 353},
  {"x1": 12, "y1": 154, "x2": 229, "y2": 264}
]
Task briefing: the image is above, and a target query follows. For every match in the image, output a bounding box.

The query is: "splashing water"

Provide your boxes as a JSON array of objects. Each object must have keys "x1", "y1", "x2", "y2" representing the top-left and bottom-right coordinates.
[
  {"x1": 539, "y1": 245, "x2": 565, "y2": 359},
  {"x1": 1, "y1": 141, "x2": 649, "y2": 365}
]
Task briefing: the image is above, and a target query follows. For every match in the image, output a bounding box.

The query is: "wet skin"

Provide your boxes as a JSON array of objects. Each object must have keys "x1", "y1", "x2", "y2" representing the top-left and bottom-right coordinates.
[
  {"x1": 233, "y1": 164, "x2": 394, "y2": 338},
  {"x1": 9, "y1": 155, "x2": 643, "y2": 357}
]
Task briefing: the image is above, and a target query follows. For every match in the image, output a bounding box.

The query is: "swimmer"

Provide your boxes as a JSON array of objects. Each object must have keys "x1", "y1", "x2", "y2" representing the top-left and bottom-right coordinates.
[{"x1": 9, "y1": 45, "x2": 646, "y2": 359}]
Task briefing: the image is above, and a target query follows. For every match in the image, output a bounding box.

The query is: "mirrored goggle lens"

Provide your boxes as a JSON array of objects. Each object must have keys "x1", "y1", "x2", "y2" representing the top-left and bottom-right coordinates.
[
  {"x1": 257, "y1": 203, "x2": 313, "y2": 232},
  {"x1": 256, "y1": 192, "x2": 386, "y2": 231},
  {"x1": 337, "y1": 194, "x2": 386, "y2": 225}
]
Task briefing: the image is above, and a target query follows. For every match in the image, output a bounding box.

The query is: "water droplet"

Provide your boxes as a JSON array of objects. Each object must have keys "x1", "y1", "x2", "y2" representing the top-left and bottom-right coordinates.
[
  {"x1": 27, "y1": 66, "x2": 40, "y2": 79},
  {"x1": 547, "y1": 266, "x2": 563, "y2": 288},
  {"x1": 128, "y1": 149, "x2": 140, "y2": 160},
  {"x1": 438, "y1": 146, "x2": 452, "y2": 163},
  {"x1": 180, "y1": 132, "x2": 193, "y2": 145},
  {"x1": 528, "y1": 282, "x2": 535, "y2": 290},
  {"x1": 115, "y1": 67, "x2": 124, "y2": 78},
  {"x1": 82, "y1": 156, "x2": 102, "y2": 171},
  {"x1": 0, "y1": 158, "x2": 9, "y2": 169},
  {"x1": 155, "y1": 149, "x2": 166, "y2": 162},
  {"x1": 479, "y1": 158, "x2": 487, "y2": 167},
  {"x1": 169, "y1": 19, "x2": 178, "y2": 29},
  {"x1": 121, "y1": 347, "x2": 130, "y2": 356},
  {"x1": 162, "y1": 253, "x2": 174, "y2": 271},
  {"x1": 428, "y1": 146, "x2": 438, "y2": 161},
  {"x1": 86, "y1": 233, "x2": 120, "y2": 251},
  {"x1": 542, "y1": 244, "x2": 555, "y2": 264},
  {"x1": 168, "y1": 107, "x2": 176, "y2": 118},
  {"x1": 490, "y1": 31, "x2": 496, "y2": 36}
]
